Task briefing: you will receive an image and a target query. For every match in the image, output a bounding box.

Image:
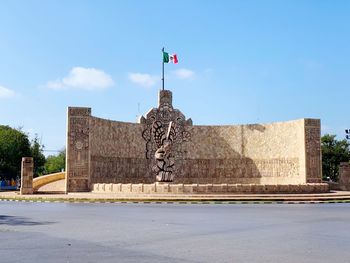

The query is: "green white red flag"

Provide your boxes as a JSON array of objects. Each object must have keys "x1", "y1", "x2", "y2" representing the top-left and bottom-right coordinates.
[{"x1": 163, "y1": 51, "x2": 178, "y2": 64}]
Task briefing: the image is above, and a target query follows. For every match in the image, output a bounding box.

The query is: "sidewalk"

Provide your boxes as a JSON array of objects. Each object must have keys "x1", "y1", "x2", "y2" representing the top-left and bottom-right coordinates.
[{"x1": 1, "y1": 190, "x2": 350, "y2": 203}]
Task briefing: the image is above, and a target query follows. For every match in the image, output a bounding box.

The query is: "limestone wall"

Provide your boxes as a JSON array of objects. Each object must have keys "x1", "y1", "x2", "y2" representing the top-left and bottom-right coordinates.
[
  {"x1": 89, "y1": 117, "x2": 149, "y2": 184},
  {"x1": 177, "y1": 120, "x2": 307, "y2": 184}
]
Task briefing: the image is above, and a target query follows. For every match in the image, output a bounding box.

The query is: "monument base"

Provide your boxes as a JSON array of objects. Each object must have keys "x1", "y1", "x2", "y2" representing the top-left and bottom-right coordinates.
[{"x1": 92, "y1": 183, "x2": 329, "y2": 194}]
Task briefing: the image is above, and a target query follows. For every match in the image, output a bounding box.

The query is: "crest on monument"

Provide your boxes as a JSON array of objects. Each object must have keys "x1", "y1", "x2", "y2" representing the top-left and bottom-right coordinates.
[{"x1": 141, "y1": 90, "x2": 192, "y2": 182}]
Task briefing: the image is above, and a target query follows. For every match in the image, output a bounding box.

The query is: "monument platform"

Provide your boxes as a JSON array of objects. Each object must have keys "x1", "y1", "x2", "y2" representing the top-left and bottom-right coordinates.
[
  {"x1": 1, "y1": 190, "x2": 350, "y2": 203},
  {"x1": 92, "y1": 183, "x2": 329, "y2": 194}
]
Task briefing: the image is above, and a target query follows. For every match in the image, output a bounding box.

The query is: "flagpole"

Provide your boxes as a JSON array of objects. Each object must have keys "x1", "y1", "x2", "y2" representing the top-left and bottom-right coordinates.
[{"x1": 162, "y1": 47, "x2": 164, "y2": 90}]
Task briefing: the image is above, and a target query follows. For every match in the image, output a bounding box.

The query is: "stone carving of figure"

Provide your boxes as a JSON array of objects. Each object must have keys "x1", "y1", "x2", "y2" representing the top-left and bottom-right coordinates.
[{"x1": 152, "y1": 121, "x2": 177, "y2": 182}]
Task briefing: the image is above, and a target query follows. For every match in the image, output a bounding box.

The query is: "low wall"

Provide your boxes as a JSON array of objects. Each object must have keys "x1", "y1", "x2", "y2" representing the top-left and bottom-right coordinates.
[
  {"x1": 33, "y1": 172, "x2": 66, "y2": 191},
  {"x1": 92, "y1": 183, "x2": 329, "y2": 194}
]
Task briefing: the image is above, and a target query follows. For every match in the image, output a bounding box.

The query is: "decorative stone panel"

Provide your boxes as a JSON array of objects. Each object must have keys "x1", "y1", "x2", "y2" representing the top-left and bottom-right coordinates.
[
  {"x1": 304, "y1": 119, "x2": 322, "y2": 183},
  {"x1": 66, "y1": 107, "x2": 91, "y2": 192}
]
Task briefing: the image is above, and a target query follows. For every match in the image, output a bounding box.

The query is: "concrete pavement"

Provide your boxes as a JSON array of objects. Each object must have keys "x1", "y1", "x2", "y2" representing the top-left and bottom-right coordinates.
[{"x1": 1, "y1": 201, "x2": 350, "y2": 262}]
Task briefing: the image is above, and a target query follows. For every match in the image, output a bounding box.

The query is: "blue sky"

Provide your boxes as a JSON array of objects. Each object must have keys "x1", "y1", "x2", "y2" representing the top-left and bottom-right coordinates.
[{"x1": 0, "y1": 0, "x2": 349, "y2": 154}]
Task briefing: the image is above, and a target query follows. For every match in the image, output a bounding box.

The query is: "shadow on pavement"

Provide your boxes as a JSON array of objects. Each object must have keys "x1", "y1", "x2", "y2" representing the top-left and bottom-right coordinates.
[{"x1": 0, "y1": 215, "x2": 55, "y2": 226}]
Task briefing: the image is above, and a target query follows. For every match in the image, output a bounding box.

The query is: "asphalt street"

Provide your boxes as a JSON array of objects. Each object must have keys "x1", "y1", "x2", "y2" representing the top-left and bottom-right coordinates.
[{"x1": 1, "y1": 201, "x2": 350, "y2": 263}]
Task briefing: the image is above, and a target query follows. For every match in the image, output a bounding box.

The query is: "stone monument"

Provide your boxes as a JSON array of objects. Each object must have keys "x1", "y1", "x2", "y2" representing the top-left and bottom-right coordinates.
[
  {"x1": 20, "y1": 157, "x2": 33, "y2": 195},
  {"x1": 339, "y1": 162, "x2": 350, "y2": 190},
  {"x1": 66, "y1": 89, "x2": 327, "y2": 194}
]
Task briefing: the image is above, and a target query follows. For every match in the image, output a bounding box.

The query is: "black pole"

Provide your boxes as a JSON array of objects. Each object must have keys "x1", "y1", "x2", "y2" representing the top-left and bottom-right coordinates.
[{"x1": 162, "y1": 47, "x2": 164, "y2": 90}]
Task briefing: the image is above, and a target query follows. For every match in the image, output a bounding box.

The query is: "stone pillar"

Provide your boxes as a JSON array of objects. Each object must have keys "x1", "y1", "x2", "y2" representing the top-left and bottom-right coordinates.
[
  {"x1": 66, "y1": 107, "x2": 91, "y2": 192},
  {"x1": 304, "y1": 119, "x2": 322, "y2": 183},
  {"x1": 20, "y1": 157, "x2": 33, "y2": 195},
  {"x1": 339, "y1": 162, "x2": 350, "y2": 190},
  {"x1": 158, "y1": 90, "x2": 172, "y2": 107}
]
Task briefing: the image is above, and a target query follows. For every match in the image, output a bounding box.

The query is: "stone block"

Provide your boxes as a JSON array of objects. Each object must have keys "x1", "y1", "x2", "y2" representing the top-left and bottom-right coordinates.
[
  {"x1": 264, "y1": 185, "x2": 277, "y2": 193},
  {"x1": 143, "y1": 184, "x2": 156, "y2": 194},
  {"x1": 212, "y1": 184, "x2": 223, "y2": 193},
  {"x1": 288, "y1": 184, "x2": 299, "y2": 193},
  {"x1": 183, "y1": 184, "x2": 193, "y2": 193},
  {"x1": 221, "y1": 183, "x2": 228, "y2": 192},
  {"x1": 277, "y1": 184, "x2": 289, "y2": 193},
  {"x1": 236, "y1": 184, "x2": 244, "y2": 193},
  {"x1": 227, "y1": 184, "x2": 237, "y2": 193},
  {"x1": 242, "y1": 184, "x2": 252, "y2": 193},
  {"x1": 251, "y1": 184, "x2": 263, "y2": 193},
  {"x1": 197, "y1": 184, "x2": 208, "y2": 193},
  {"x1": 112, "y1": 183, "x2": 122, "y2": 193},
  {"x1": 132, "y1": 183, "x2": 143, "y2": 193},
  {"x1": 191, "y1": 184, "x2": 198, "y2": 192},
  {"x1": 156, "y1": 183, "x2": 169, "y2": 193},
  {"x1": 106, "y1": 183, "x2": 113, "y2": 192},
  {"x1": 169, "y1": 184, "x2": 184, "y2": 194},
  {"x1": 206, "y1": 184, "x2": 213, "y2": 193},
  {"x1": 121, "y1": 183, "x2": 132, "y2": 193},
  {"x1": 299, "y1": 184, "x2": 310, "y2": 193},
  {"x1": 93, "y1": 184, "x2": 99, "y2": 192}
]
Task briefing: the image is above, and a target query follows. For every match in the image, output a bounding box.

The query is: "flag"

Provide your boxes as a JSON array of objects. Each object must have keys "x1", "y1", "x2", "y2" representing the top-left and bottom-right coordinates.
[{"x1": 163, "y1": 51, "x2": 178, "y2": 64}]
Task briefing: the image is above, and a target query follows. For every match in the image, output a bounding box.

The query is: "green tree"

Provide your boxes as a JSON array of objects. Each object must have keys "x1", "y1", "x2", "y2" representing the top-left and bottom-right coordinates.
[
  {"x1": 0, "y1": 125, "x2": 31, "y2": 180},
  {"x1": 44, "y1": 149, "x2": 65, "y2": 174},
  {"x1": 30, "y1": 135, "x2": 46, "y2": 177},
  {"x1": 321, "y1": 134, "x2": 350, "y2": 181}
]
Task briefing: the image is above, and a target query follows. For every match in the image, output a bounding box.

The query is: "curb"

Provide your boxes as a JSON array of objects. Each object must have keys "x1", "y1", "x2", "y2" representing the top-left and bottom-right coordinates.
[{"x1": 1, "y1": 197, "x2": 350, "y2": 205}]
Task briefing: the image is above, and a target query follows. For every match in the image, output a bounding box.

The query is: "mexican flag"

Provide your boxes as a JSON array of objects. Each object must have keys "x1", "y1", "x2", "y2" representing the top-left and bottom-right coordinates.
[{"x1": 163, "y1": 51, "x2": 178, "y2": 64}]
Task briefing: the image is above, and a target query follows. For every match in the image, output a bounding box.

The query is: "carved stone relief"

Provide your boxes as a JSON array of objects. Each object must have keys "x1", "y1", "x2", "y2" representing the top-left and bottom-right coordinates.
[
  {"x1": 66, "y1": 107, "x2": 91, "y2": 191},
  {"x1": 142, "y1": 90, "x2": 192, "y2": 182},
  {"x1": 305, "y1": 119, "x2": 322, "y2": 183}
]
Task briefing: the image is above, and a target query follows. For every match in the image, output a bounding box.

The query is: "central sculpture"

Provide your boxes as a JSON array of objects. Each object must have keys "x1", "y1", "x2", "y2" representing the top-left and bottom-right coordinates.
[
  {"x1": 152, "y1": 121, "x2": 175, "y2": 182},
  {"x1": 140, "y1": 90, "x2": 192, "y2": 182}
]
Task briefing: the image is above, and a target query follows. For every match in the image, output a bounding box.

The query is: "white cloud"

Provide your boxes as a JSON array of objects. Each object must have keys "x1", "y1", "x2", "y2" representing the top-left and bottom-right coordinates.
[
  {"x1": 128, "y1": 73, "x2": 158, "y2": 88},
  {"x1": 0, "y1": 85, "x2": 15, "y2": 98},
  {"x1": 172, "y1": 68, "x2": 195, "y2": 79},
  {"x1": 47, "y1": 67, "x2": 114, "y2": 90}
]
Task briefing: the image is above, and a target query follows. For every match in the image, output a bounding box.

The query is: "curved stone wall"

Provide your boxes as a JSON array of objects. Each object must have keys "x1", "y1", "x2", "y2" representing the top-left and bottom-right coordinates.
[
  {"x1": 66, "y1": 90, "x2": 322, "y2": 192},
  {"x1": 89, "y1": 117, "x2": 149, "y2": 184}
]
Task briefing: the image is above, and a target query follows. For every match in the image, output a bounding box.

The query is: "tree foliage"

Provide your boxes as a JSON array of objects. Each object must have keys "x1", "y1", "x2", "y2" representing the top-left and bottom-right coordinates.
[
  {"x1": 321, "y1": 134, "x2": 350, "y2": 181},
  {"x1": 44, "y1": 149, "x2": 65, "y2": 174},
  {"x1": 0, "y1": 126, "x2": 46, "y2": 179},
  {"x1": 30, "y1": 135, "x2": 46, "y2": 177},
  {"x1": 0, "y1": 125, "x2": 31, "y2": 180}
]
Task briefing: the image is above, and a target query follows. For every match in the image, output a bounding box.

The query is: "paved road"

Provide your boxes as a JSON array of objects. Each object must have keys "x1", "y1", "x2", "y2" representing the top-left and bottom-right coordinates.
[{"x1": 0, "y1": 201, "x2": 350, "y2": 263}]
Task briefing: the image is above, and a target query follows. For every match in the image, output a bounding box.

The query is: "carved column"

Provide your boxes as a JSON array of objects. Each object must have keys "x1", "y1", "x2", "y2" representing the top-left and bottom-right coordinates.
[
  {"x1": 20, "y1": 157, "x2": 33, "y2": 195},
  {"x1": 66, "y1": 107, "x2": 91, "y2": 192},
  {"x1": 304, "y1": 119, "x2": 322, "y2": 183}
]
